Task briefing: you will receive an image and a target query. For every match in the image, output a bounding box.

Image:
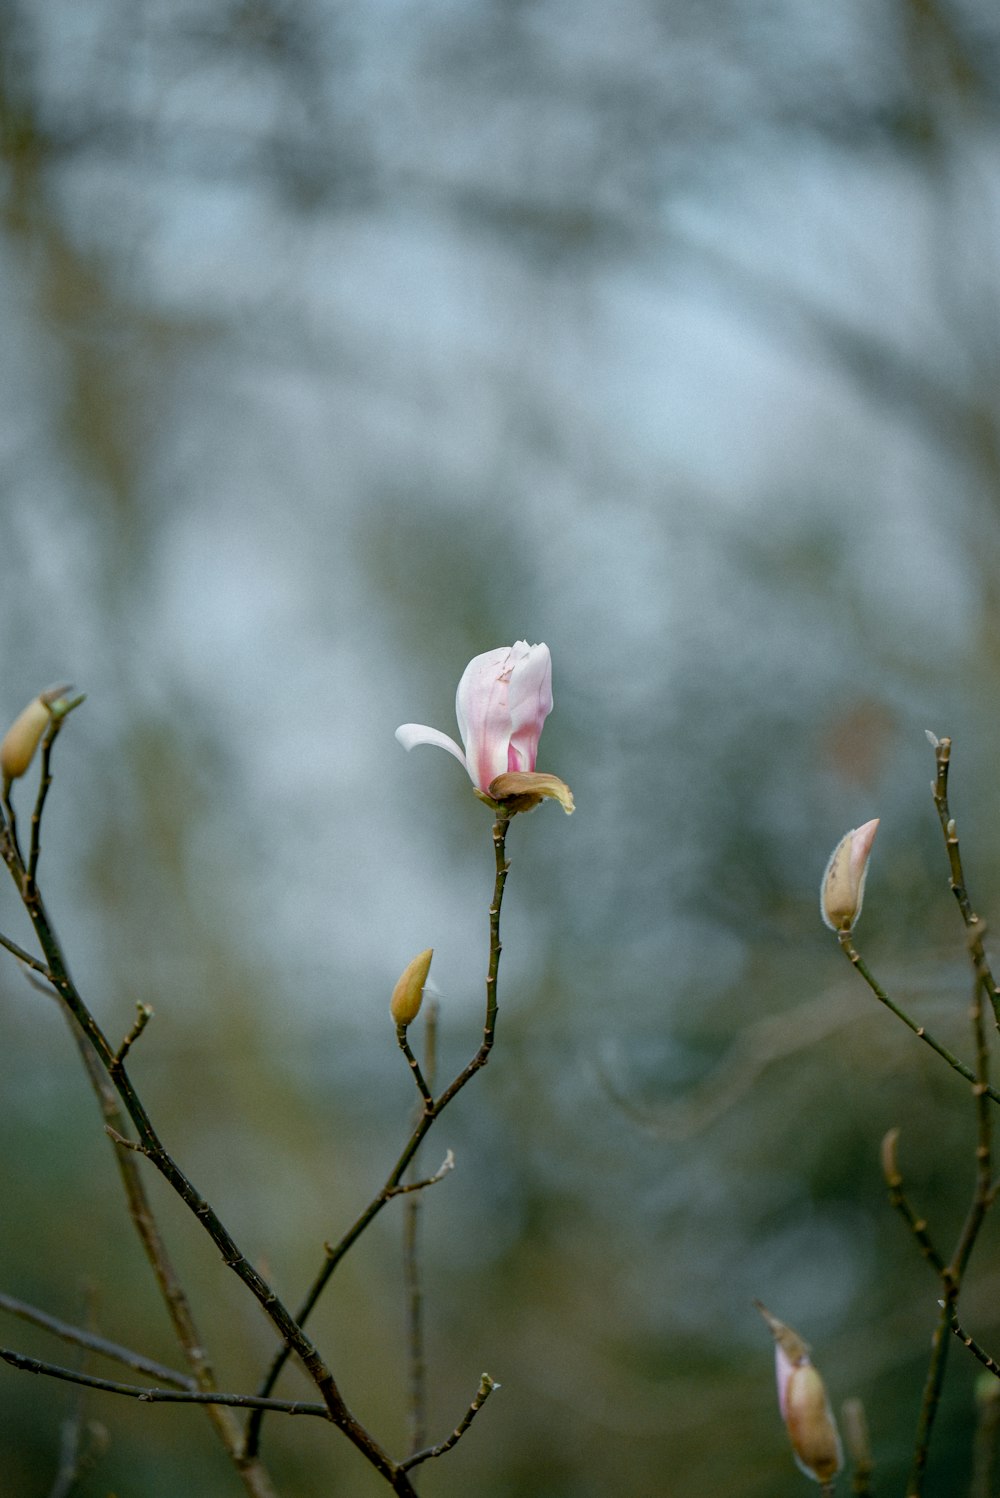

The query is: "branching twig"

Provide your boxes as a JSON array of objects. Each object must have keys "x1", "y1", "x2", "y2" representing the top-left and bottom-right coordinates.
[
  {"x1": 245, "y1": 815, "x2": 511, "y2": 1460},
  {"x1": 903, "y1": 738, "x2": 998, "y2": 1495},
  {"x1": 3, "y1": 804, "x2": 414, "y2": 1494}
]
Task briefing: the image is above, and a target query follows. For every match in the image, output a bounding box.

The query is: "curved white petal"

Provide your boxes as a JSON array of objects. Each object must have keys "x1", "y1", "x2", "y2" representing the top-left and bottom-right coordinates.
[{"x1": 395, "y1": 723, "x2": 469, "y2": 772}]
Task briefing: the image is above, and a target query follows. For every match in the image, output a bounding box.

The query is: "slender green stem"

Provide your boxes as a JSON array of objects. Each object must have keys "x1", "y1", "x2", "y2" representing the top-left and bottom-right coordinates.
[{"x1": 245, "y1": 815, "x2": 511, "y2": 1460}]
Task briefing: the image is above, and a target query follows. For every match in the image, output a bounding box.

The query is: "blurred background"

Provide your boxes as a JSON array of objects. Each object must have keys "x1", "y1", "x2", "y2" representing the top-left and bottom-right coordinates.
[{"x1": 3, "y1": 1, "x2": 1000, "y2": 1493}]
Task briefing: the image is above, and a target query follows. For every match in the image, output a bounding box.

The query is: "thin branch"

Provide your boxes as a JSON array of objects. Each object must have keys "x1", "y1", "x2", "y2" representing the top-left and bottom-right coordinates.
[
  {"x1": 947, "y1": 1306, "x2": 1000, "y2": 1378},
  {"x1": 396, "y1": 1025, "x2": 434, "y2": 1105},
  {"x1": 902, "y1": 744, "x2": 998, "y2": 1497},
  {"x1": 4, "y1": 871, "x2": 413, "y2": 1494},
  {"x1": 26, "y1": 723, "x2": 60, "y2": 893},
  {"x1": 398, "y1": 1373, "x2": 500, "y2": 1472},
  {"x1": 906, "y1": 1293, "x2": 953, "y2": 1498},
  {"x1": 114, "y1": 1003, "x2": 153, "y2": 1067},
  {"x1": 404, "y1": 998, "x2": 438, "y2": 1456},
  {"x1": 0, "y1": 877, "x2": 281, "y2": 1496},
  {"x1": 3, "y1": 786, "x2": 22, "y2": 865},
  {"x1": 0, "y1": 929, "x2": 53, "y2": 979},
  {"x1": 929, "y1": 734, "x2": 1000, "y2": 1028},
  {"x1": 880, "y1": 1129, "x2": 947, "y2": 1275},
  {"x1": 245, "y1": 815, "x2": 511, "y2": 1460},
  {"x1": 0, "y1": 1347, "x2": 332, "y2": 1416},
  {"x1": 837, "y1": 934, "x2": 1000, "y2": 1105},
  {"x1": 0, "y1": 1293, "x2": 195, "y2": 1388}
]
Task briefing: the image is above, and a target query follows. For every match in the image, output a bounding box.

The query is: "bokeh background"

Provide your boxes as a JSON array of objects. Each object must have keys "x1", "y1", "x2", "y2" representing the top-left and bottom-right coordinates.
[{"x1": 4, "y1": 2, "x2": 1000, "y2": 1494}]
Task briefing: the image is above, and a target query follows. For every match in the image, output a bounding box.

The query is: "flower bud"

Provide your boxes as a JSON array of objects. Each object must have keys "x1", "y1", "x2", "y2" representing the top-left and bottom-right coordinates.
[
  {"x1": 1, "y1": 685, "x2": 78, "y2": 786},
  {"x1": 820, "y1": 818, "x2": 879, "y2": 932},
  {"x1": 756, "y1": 1301, "x2": 843, "y2": 1485},
  {"x1": 391, "y1": 948, "x2": 433, "y2": 1028},
  {"x1": 1, "y1": 696, "x2": 51, "y2": 783}
]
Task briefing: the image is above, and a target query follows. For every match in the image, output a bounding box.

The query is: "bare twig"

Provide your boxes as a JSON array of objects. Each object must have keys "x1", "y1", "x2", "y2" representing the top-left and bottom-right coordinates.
[
  {"x1": 837, "y1": 935, "x2": 1000, "y2": 1105},
  {"x1": 904, "y1": 742, "x2": 997, "y2": 1497},
  {"x1": 386, "y1": 1151, "x2": 455, "y2": 1200},
  {"x1": 0, "y1": 929, "x2": 53, "y2": 978},
  {"x1": 947, "y1": 1305, "x2": 1000, "y2": 1378},
  {"x1": 0, "y1": 1347, "x2": 332, "y2": 1416},
  {"x1": 404, "y1": 998, "x2": 439, "y2": 1455},
  {"x1": 928, "y1": 735, "x2": 1000, "y2": 1029},
  {"x1": 880, "y1": 1129, "x2": 947, "y2": 1275},
  {"x1": 114, "y1": 1003, "x2": 153, "y2": 1067},
  {"x1": 0, "y1": 1293, "x2": 194, "y2": 1389},
  {"x1": 398, "y1": 1373, "x2": 500, "y2": 1472},
  {"x1": 396, "y1": 1024, "x2": 434, "y2": 1106}
]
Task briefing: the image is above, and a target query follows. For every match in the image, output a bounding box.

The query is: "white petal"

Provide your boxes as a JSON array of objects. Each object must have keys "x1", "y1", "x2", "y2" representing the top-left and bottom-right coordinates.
[{"x1": 395, "y1": 723, "x2": 469, "y2": 771}]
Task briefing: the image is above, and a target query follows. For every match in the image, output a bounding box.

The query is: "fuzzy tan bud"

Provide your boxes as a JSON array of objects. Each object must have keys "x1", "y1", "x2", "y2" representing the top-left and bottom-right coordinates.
[
  {"x1": 1, "y1": 684, "x2": 78, "y2": 786},
  {"x1": 820, "y1": 818, "x2": 879, "y2": 932},
  {"x1": 1, "y1": 696, "x2": 51, "y2": 783},
  {"x1": 756, "y1": 1301, "x2": 843, "y2": 1484},
  {"x1": 391, "y1": 948, "x2": 433, "y2": 1028}
]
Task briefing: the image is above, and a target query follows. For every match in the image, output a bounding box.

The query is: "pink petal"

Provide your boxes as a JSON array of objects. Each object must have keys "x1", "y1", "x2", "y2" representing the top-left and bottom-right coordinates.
[
  {"x1": 455, "y1": 647, "x2": 518, "y2": 791},
  {"x1": 506, "y1": 642, "x2": 552, "y2": 773}
]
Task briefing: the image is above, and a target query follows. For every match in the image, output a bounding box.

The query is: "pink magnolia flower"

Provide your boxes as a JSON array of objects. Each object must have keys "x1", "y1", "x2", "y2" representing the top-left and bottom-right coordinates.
[{"x1": 396, "y1": 642, "x2": 573, "y2": 813}]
